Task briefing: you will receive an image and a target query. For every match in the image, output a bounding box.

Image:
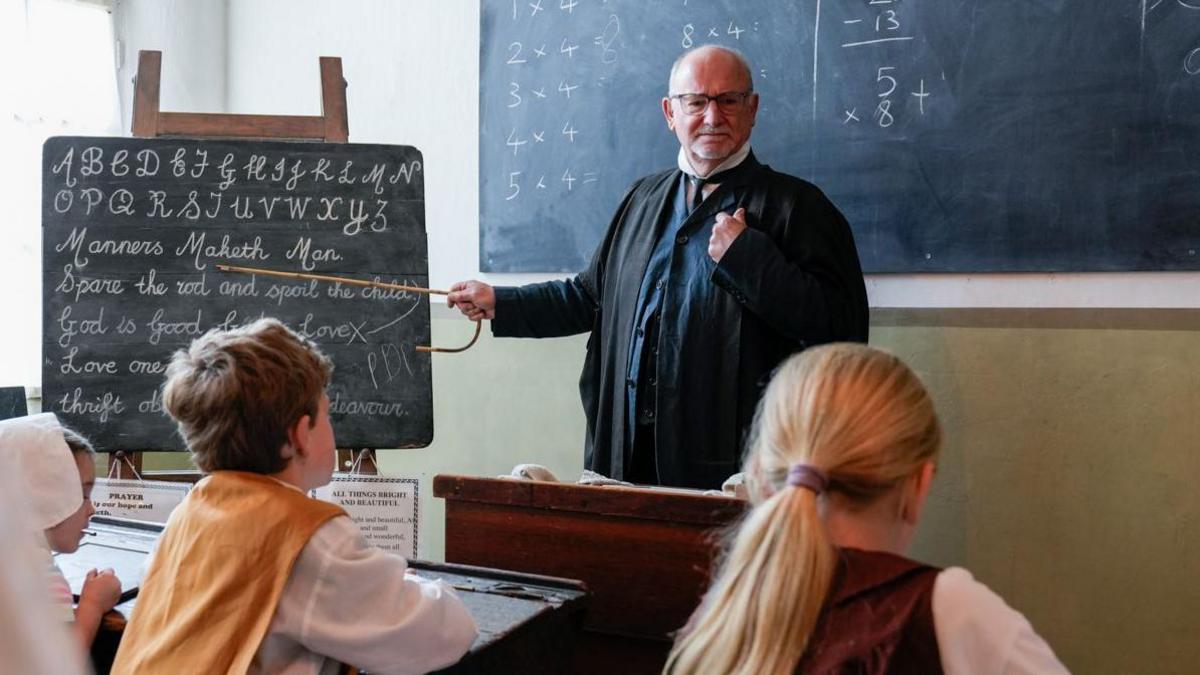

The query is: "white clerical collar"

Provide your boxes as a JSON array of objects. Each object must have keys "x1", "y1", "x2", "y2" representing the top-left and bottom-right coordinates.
[{"x1": 677, "y1": 142, "x2": 752, "y2": 180}]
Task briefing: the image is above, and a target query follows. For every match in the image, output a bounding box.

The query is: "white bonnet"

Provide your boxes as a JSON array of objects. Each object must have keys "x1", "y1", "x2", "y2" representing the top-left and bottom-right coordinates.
[{"x1": 0, "y1": 413, "x2": 81, "y2": 531}]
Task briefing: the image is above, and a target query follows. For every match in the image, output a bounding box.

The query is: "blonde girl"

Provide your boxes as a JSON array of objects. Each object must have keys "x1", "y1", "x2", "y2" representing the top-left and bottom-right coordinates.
[{"x1": 666, "y1": 344, "x2": 1068, "y2": 675}]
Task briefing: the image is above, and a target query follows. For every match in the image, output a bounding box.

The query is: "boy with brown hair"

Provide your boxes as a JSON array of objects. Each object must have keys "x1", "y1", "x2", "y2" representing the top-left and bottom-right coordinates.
[{"x1": 112, "y1": 318, "x2": 475, "y2": 675}]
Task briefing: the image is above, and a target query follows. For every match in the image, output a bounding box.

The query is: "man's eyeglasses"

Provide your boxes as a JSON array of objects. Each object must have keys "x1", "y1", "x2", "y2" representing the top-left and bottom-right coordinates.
[{"x1": 668, "y1": 91, "x2": 753, "y2": 116}]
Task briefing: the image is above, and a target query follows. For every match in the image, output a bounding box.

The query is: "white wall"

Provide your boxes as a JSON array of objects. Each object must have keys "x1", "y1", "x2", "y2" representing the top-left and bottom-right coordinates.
[
  {"x1": 1, "y1": 0, "x2": 124, "y2": 387},
  {"x1": 113, "y1": 0, "x2": 228, "y2": 121}
]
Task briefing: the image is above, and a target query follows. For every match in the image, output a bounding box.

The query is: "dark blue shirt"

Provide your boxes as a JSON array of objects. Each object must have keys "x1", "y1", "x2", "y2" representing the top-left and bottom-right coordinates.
[{"x1": 625, "y1": 174, "x2": 718, "y2": 448}]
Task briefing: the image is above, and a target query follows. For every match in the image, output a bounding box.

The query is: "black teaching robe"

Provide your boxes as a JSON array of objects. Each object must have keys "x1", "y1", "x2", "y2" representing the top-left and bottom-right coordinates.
[{"x1": 492, "y1": 154, "x2": 868, "y2": 488}]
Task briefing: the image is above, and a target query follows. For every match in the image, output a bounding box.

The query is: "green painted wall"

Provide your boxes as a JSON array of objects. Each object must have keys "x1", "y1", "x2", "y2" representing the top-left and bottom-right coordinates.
[
  {"x1": 122, "y1": 309, "x2": 1200, "y2": 674},
  {"x1": 881, "y1": 314, "x2": 1200, "y2": 675}
]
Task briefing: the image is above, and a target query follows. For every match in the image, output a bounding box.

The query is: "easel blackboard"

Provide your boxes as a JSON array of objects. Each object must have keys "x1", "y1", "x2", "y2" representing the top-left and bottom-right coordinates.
[
  {"x1": 479, "y1": 0, "x2": 1200, "y2": 273},
  {"x1": 42, "y1": 51, "x2": 433, "y2": 476}
]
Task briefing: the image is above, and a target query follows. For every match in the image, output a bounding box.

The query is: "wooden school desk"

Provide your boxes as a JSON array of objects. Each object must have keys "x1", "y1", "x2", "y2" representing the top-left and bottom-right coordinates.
[
  {"x1": 66, "y1": 518, "x2": 588, "y2": 674},
  {"x1": 433, "y1": 474, "x2": 747, "y2": 674}
]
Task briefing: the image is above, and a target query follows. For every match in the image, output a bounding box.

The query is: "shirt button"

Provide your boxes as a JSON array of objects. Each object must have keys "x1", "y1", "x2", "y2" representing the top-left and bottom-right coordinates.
[
  {"x1": 645, "y1": 410, "x2": 656, "y2": 420},
  {"x1": 635, "y1": 327, "x2": 645, "y2": 337},
  {"x1": 626, "y1": 378, "x2": 636, "y2": 388},
  {"x1": 655, "y1": 280, "x2": 665, "y2": 290},
  {"x1": 676, "y1": 234, "x2": 688, "y2": 245},
  {"x1": 648, "y1": 378, "x2": 657, "y2": 386}
]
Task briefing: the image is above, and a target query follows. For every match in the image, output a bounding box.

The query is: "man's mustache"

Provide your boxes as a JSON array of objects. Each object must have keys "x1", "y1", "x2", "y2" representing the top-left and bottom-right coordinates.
[{"x1": 697, "y1": 126, "x2": 730, "y2": 135}]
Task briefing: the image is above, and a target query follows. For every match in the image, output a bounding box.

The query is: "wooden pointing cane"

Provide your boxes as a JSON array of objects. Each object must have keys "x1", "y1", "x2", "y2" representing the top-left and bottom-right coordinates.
[{"x1": 215, "y1": 264, "x2": 481, "y2": 354}]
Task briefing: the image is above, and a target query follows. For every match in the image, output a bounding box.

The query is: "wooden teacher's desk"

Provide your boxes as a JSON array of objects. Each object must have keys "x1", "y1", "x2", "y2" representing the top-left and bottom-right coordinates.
[{"x1": 433, "y1": 474, "x2": 747, "y2": 674}]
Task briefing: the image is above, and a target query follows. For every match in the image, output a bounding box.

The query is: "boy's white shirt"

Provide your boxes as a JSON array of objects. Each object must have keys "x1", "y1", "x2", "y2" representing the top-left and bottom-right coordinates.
[
  {"x1": 253, "y1": 513, "x2": 477, "y2": 675},
  {"x1": 933, "y1": 567, "x2": 1071, "y2": 675},
  {"x1": 146, "y1": 477, "x2": 476, "y2": 675}
]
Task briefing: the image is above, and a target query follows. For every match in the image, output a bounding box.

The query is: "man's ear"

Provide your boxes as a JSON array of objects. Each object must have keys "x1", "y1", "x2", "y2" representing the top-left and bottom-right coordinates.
[
  {"x1": 285, "y1": 414, "x2": 314, "y2": 461},
  {"x1": 662, "y1": 97, "x2": 675, "y2": 130}
]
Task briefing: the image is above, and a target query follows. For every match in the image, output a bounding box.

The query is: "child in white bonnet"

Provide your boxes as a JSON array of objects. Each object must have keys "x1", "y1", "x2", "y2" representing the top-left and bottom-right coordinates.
[{"x1": 0, "y1": 412, "x2": 122, "y2": 653}]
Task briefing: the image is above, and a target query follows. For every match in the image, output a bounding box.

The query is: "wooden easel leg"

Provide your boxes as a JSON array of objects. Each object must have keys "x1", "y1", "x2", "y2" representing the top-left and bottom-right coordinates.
[
  {"x1": 131, "y1": 50, "x2": 162, "y2": 138},
  {"x1": 320, "y1": 56, "x2": 349, "y2": 142}
]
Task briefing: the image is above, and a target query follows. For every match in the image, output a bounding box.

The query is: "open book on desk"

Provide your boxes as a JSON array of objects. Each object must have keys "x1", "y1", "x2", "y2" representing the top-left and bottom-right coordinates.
[{"x1": 54, "y1": 516, "x2": 163, "y2": 604}]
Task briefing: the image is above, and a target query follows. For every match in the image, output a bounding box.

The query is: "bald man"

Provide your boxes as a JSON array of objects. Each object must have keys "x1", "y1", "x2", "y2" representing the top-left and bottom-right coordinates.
[{"x1": 450, "y1": 45, "x2": 868, "y2": 489}]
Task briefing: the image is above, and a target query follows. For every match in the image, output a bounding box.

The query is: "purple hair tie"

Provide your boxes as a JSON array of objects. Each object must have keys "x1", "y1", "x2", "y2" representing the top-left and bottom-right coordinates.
[{"x1": 786, "y1": 463, "x2": 829, "y2": 494}]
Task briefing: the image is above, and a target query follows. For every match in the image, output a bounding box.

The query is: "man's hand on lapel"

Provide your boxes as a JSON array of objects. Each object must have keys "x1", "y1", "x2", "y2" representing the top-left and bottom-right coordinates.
[{"x1": 709, "y1": 207, "x2": 748, "y2": 263}]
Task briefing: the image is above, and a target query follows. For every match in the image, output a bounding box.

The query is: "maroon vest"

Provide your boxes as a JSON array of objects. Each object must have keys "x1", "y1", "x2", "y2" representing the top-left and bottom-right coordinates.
[{"x1": 796, "y1": 548, "x2": 944, "y2": 675}]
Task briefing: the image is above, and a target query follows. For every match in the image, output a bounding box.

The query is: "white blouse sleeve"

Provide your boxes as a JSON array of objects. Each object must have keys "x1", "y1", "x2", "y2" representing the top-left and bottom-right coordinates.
[
  {"x1": 270, "y1": 515, "x2": 477, "y2": 675},
  {"x1": 932, "y1": 567, "x2": 1071, "y2": 675}
]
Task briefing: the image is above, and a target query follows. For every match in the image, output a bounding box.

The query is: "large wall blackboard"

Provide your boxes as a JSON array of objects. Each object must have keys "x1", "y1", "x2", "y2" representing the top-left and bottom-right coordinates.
[
  {"x1": 480, "y1": 0, "x2": 1200, "y2": 273},
  {"x1": 42, "y1": 136, "x2": 432, "y2": 451}
]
